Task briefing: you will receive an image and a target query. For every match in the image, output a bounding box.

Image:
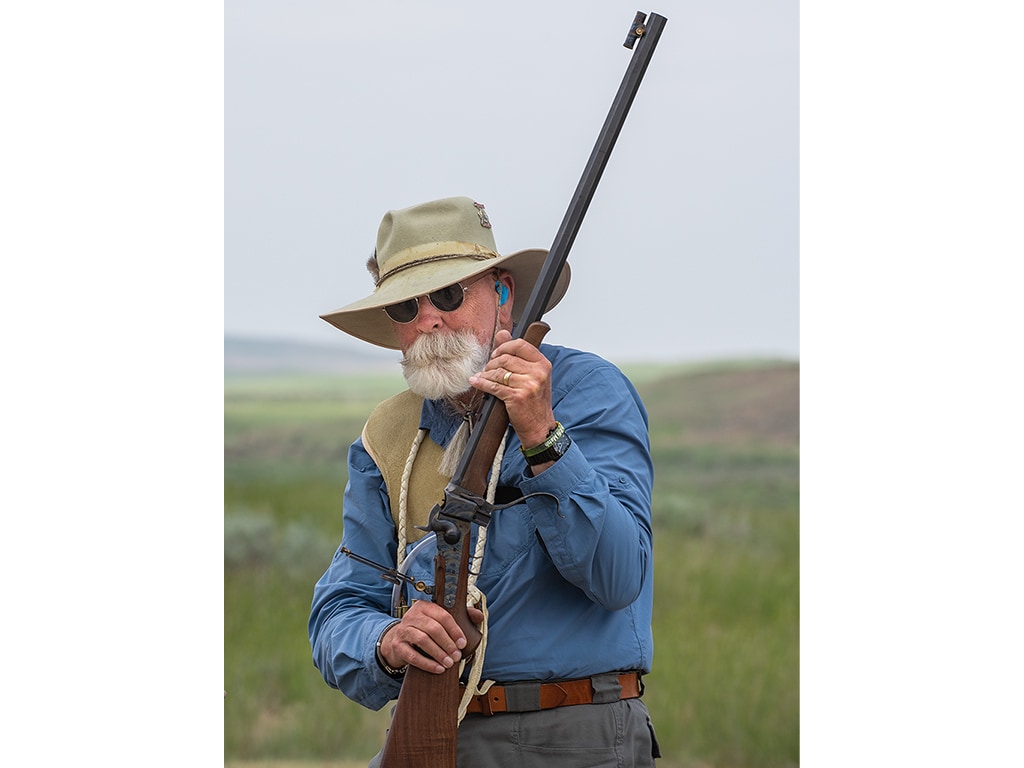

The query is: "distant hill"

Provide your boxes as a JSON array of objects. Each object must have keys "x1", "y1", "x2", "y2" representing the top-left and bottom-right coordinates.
[
  {"x1": 225, "y1": 335, "x2": 400, "y2": 375},
  {"x1": 639, "y1": 361, "x2": 799, "y2": 447}
]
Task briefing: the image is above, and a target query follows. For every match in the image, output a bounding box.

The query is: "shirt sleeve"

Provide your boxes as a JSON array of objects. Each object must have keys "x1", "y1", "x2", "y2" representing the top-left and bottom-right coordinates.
[
  {"x1": 517, "y1": 356, "x2": 654, "y2": 611},
  {"x1": 307, "y1": 437, "x2": 406, "y2": 711}
]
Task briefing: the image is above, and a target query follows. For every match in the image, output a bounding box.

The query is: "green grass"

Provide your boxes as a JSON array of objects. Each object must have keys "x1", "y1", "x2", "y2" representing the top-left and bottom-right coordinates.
[{"x1": 224, "y1": 361, "x2": 799, "y2": 767}]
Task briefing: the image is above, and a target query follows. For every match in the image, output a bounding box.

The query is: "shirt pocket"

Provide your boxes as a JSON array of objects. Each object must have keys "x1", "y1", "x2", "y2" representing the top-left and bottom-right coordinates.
[{"x1": 476, "y1": 502, "x2": 536, "y2": 576}]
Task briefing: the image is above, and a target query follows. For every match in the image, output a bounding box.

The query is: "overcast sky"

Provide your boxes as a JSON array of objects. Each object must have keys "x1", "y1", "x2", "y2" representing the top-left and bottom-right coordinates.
[{"x1": 225, "y1": 0, "x2": 798, "y2": 363}]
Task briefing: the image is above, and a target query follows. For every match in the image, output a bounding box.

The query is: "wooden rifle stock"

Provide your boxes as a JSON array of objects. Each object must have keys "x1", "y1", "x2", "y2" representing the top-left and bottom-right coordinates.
[{"x1": 379, "y1": 11, "x2": 667, "y2": 767}]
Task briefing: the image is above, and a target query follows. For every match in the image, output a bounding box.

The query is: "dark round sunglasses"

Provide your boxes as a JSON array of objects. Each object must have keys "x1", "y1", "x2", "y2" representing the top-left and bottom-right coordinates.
[{"x1": 383, "y1": 272, "x2": 496, "y2": 324}]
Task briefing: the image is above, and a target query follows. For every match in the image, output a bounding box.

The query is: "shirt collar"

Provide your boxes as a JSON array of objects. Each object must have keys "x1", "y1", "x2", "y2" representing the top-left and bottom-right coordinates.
[{"x1": 419, "y1": 397, "x2": 465, "y2": 448}]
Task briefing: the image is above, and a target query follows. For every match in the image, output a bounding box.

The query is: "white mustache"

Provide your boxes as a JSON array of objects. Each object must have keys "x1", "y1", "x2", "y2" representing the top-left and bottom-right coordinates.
[{"x1": 400, "y1": 331, "x2": 490, "y2": 401}]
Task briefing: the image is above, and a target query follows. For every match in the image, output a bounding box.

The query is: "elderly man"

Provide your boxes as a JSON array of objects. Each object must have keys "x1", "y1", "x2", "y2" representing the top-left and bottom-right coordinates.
[{"x1": 309, "y1": 196, "x2": 660, "y2": 766}]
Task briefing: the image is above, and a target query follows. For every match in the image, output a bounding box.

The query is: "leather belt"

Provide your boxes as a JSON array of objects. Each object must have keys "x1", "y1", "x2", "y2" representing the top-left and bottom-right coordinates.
[{"x1": 462, "y1": 671, "x2": 643, "y2": 716}]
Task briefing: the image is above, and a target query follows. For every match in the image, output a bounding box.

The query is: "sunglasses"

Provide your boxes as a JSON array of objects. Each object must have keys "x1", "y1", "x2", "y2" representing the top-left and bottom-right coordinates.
[{"x1": 383, "y1": 272, "x2": 496, "y2": 324}]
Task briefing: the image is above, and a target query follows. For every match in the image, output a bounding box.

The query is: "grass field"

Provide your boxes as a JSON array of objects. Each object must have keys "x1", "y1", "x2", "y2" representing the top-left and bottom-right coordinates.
[{"x1": 224, "y1": 360, "x2": 799, "y2": 767}]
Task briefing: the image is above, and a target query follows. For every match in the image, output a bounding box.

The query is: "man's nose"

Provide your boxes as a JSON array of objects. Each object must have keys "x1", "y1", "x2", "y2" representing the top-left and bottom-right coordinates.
[{"x1": 413, "y1": 296, "x2": 443, "y2": 330}]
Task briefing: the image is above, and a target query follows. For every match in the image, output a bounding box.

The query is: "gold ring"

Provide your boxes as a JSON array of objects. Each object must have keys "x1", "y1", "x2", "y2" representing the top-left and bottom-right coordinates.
[{"x1": 503, "y1": 371, "x2": 512, "y2": 386}]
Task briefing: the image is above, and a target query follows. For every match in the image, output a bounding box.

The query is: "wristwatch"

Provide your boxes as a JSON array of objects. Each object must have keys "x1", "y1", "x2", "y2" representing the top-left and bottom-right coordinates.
[{"x1": 521, "y1": 422, "x2": 572, "y2": 466}]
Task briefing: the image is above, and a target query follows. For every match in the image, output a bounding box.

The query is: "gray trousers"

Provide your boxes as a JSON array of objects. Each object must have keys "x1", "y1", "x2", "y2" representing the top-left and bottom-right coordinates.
[{"x1": 368, "y1": 697, "x2": 660, "y2": 768}]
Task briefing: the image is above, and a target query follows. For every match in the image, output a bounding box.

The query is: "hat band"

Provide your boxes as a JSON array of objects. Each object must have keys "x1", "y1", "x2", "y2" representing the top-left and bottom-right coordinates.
[{"x1": 377, "y1": 241, "x2": 499, "y2": 285}]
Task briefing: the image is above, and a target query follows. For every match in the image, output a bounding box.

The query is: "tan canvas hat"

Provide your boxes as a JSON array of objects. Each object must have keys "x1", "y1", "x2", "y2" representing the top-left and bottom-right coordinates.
[{"x1": 320, "y1": 196, "x2": 571, "y2": 349}]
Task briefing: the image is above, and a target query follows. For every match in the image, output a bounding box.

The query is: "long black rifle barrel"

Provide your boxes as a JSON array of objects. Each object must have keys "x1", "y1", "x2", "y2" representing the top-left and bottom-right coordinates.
[{"x1": 449, "y1": 11, "x2": 668, "y2": 488}]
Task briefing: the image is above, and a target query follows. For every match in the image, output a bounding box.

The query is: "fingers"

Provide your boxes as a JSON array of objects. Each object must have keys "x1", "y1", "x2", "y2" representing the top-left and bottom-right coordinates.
[
  {"x1": 491, "y1": 346, "x2": 549, "y2": 391},
  {"x1": 471, "y1": 338, "x2": 550, "y2": 395},
  {"x1": 490, "y1": 333, "x2": 546, "y2": 365},
  {"x1": 382, "y1": 601, "x2": 471, "y2": 675}
]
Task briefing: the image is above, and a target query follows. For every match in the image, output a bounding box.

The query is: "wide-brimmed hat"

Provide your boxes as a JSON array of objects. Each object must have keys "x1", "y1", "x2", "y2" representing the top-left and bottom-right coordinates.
[{"x1": 320, "y1": 196, "x2": 571, "y2": 349}]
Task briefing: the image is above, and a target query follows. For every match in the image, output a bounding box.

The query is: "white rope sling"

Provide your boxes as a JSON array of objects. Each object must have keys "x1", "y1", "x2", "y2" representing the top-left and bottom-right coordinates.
[{"x1": 395, "y1": 426, "x2": 506, "y2": 724}]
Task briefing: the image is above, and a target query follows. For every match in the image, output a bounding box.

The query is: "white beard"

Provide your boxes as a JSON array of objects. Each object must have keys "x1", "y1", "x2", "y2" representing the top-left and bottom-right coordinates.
[{"x1": 400, "y1": 330, "x2": 491, "y2": 401}]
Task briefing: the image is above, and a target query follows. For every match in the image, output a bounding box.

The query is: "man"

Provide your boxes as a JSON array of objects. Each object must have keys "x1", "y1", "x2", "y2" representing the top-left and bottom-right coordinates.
[{"x1": 309, "y1": 196, "x2": 659, "y2": 766}]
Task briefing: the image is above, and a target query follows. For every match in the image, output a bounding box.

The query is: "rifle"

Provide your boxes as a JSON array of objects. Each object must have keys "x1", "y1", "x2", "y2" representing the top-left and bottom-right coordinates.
[{"x1": 378, "y1": 11, "x2": 667, "y2": 767}]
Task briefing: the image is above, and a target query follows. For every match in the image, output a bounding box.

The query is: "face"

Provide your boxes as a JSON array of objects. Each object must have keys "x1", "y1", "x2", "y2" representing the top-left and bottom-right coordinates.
[
  {"x1": 390, "y1": 271, "x2": 514, "y2": 353},
  {"x1": 392, "y1": 271, "x2": 514, "y2": 400}
]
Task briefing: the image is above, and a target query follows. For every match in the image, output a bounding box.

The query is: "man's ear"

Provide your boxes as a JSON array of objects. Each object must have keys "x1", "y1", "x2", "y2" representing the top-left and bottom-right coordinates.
[{"x1": 497, "y1": 273, "x2": 514, "y2": 323}]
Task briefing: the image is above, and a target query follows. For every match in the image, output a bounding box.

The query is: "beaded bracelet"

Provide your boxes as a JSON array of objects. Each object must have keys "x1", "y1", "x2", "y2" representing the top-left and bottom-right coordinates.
[{"x1": 375, "y1": 620, "x2": 408, "y2": 677}]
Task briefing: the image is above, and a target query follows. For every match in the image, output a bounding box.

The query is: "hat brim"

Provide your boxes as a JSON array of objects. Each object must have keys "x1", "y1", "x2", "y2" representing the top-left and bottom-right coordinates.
[{"x1": 320, "y1": 248, "x2": 571, "y2": 350}]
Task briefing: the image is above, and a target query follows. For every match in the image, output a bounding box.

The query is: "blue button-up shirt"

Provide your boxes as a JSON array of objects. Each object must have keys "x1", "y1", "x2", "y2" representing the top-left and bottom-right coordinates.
[{"x1": 309, "y1": 344, "x2": 654, "y2": 711}]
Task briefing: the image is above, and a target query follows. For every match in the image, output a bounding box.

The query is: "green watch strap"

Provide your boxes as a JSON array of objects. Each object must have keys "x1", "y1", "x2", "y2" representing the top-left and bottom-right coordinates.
[{"x1": 521, "y1": 422, "x2": 564, "y2": 458}]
